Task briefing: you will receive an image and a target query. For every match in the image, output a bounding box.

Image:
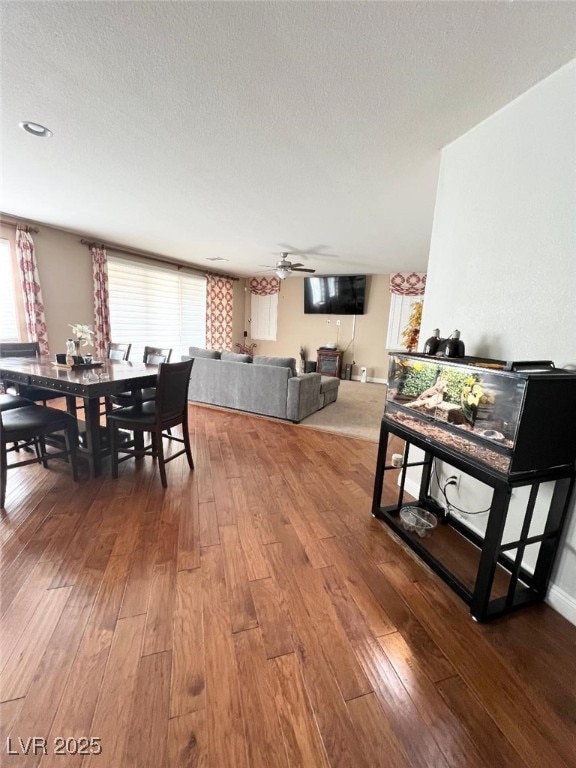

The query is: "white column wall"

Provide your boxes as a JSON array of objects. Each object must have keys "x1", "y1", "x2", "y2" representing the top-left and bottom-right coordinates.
[{"x1": 419, "y1": 59, "x2": 576, "y2": 623}]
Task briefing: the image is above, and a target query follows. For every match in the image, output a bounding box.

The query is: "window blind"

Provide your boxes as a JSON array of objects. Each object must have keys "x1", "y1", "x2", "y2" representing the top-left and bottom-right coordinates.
[
  {"x1": 107, "y1": 255, "x2": 207, "y2": 363},
  {"x1": 386, "y1": 293, "x2": 421, "y2": 350},
  {"x1": 0, "y1": 240, "x2": 20, "y2": 342}
]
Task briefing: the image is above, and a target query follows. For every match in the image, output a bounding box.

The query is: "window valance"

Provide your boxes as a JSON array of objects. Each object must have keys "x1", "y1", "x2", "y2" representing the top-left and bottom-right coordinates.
[
  {"x1": 389, "y1": 272, "x2": 426, "y2": 296},
  {"x1": 248, "y1": 277, "x2": 281, "y2": 296}
]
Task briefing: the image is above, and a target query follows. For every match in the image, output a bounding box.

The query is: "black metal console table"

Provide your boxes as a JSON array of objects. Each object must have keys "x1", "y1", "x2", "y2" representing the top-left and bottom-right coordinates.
[
  {"x1": 372, "y1": 418, "x2": 574, "y2": 621},
  {"x1": 372, "y1": 353, "x2": 576, "y2": 622}
]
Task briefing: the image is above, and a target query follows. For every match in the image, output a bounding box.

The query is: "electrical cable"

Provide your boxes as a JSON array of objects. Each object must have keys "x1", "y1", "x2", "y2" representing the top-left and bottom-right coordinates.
[
  {"x1": 443, "y1": 484, "x2": 491, "y2": 516},
  {"x1": 432, "y1": 458, "x2": 491, "y2": 516}
]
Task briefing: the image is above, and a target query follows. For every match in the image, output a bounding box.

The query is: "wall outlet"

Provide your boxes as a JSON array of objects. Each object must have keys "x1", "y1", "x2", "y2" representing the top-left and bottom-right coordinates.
[{"x1": 445, "y1": 473, "x2": 460, "y2": 491}]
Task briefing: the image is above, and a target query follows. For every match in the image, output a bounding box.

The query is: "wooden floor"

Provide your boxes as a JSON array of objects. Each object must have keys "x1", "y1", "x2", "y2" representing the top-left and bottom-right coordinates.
[{"x1": 1, "y1": 404, "x2": 576, "y2": 767}]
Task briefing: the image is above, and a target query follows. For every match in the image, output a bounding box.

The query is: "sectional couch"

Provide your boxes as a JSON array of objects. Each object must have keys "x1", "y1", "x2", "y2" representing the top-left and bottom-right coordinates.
[{"x1": 181, "y1": 347, "x2": 339, "y2": 423}]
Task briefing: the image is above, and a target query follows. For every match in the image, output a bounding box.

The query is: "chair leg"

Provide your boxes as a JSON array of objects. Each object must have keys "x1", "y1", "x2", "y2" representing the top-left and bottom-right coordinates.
[
  {"x1": 63, "y1": 424, "x2": 79, "y2": 482},
  {"x1": 39, "y1": 437, "x2": 48, "y2": 468},
  {"x1": 110, "y1": 423, "x2": 119, "y2": 479},
  {"x1": 183, "y1": 423, "x2": 194, "y2": 471},
  {"x1": 156, "y1": 429, "x2": 168, "y2": 488},
  {"x1": 33, "y1": 438, "x2": 43, "y2": 462},
  {"x1": 1, "y1": 441, "x2": 6, "y2": 509}
]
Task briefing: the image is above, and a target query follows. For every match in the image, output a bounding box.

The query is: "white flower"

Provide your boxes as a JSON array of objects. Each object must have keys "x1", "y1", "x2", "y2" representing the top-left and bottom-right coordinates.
[{"x1": 69, "y1": 323, "x2": 94, "y2": 347}]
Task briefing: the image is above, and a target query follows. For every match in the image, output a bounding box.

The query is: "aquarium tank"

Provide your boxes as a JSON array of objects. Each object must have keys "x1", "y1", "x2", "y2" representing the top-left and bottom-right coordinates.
[{"x1": 384, "y1": 353, "x2": 576, "y2": 476}]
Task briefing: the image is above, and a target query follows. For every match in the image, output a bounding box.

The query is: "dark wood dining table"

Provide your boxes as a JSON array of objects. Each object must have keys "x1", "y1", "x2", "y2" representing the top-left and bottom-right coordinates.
[{"x1": 0, "y1": 357, "x2": 159, "y2": 477}]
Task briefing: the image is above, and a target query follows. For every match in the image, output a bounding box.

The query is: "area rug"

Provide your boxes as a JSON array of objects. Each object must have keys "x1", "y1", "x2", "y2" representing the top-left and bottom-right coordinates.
[{"x1": 298, "y1": 380, "x2": 386, "y2": 442}]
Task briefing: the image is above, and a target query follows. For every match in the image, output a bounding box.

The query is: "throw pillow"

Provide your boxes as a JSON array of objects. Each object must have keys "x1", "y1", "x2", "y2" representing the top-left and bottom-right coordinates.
[
  {"x1": 253, "y1": 355, "x2": 297, "y2": 377},
  {"x1": 221, "y1": 351, "x2": 253, "y2": 363},
  {"x1": 187, "y1": 347, "x2": 221, "y2": 359}
]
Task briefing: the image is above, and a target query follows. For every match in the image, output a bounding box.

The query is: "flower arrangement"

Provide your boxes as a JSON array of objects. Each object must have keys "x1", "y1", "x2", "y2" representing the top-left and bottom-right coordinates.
[
  {"x1": 401, "y1": 301, "x2": 423, "y2": 352},
  {"x1": 69, "y1": 323, "x2": 94, "y2": 348}
]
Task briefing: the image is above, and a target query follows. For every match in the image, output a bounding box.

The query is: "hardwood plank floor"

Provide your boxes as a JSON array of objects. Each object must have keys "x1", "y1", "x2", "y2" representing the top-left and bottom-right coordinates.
[{"x1": 1, "y1": 403, "x2": 576, "y2": 767}]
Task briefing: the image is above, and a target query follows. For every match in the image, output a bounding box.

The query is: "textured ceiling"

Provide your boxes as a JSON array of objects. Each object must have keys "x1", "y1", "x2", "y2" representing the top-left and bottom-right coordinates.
[{"x1": 1, "y1": 1, "x2": 575, "y2": 277}]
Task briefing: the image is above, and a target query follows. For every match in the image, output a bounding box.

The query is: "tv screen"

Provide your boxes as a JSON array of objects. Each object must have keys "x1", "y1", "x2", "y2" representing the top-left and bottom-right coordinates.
[{"x1": 304, "y1": 275, "x2": 366, "y2": 315}]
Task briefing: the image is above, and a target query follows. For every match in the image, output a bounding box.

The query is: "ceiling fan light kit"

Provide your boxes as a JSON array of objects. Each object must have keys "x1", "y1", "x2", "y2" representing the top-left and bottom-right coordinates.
[{"x1": 266, "y1": 252, "x2": 316, "y2": 279}]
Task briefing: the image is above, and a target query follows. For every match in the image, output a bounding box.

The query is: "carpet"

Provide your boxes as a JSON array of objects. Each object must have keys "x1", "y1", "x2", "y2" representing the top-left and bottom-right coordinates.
[{"x1": 298, "y1": 380, "x2": 386, "y2": 442}]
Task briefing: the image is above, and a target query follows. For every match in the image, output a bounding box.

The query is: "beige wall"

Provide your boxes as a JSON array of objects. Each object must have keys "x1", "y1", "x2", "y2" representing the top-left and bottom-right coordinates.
[
  {"x1": 1, "y1": 223, "x2": 93, "y2": 353},
  {"x1": 244, "y1": 275, "x2": 392, "y2": 381},
  {"x1": 1, "y1": 220, "x2": 246, "y2": 355}
]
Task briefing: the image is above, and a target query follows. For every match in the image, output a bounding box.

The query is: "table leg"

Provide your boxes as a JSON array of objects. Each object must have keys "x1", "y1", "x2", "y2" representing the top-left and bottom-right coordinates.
[
  {"x1": 65, "y1": 394, "x2": 78, "y2": 418},
  {"x1": 84, "y1": 397, "x2": 103, "y2": 477}
]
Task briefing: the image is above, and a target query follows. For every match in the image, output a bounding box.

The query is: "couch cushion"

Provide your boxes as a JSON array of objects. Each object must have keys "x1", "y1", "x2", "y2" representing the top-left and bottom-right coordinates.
[
  {"x1": 187, "y1": 347, "x2": 221, "y2": 359},
  {"x1": 187, "y1": 357, "x2": 290, "y2": 418},
  {"x1": 253, "y1": 355, "x2": 296, "y2": 377},
  {"x1": 320, "y1": 377, "x2": 340, "y2": 394},
  {"x1": 221, "y1": 351, "x2": 252, "y2": 363}
]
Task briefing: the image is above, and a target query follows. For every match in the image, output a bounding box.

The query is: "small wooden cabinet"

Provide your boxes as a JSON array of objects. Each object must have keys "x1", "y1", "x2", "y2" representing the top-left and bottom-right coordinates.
[{"x1": 316, "y1": 348, "x2": 343, "y2": 378}]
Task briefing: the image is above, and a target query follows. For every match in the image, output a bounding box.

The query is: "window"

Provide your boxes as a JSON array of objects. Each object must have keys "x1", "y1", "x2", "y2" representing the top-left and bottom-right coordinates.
[
  {"x1": 250, "y1": 293, "x2": 278, "y2": 340},
  {"x1": 107, "y1": 255, "x2": 206, "y2": 362},
  {"x1": 386, "y1": 293, "x2": 422, "y2": 350},
  {"x1": 0, "y1": 239, "x2": 20, "y2": 342}
]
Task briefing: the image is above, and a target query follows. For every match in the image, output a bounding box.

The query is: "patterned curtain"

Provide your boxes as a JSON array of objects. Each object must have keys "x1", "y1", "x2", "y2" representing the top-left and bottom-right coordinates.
[
  {"x1": 248, "y1": 276, "x2": 281, "y2": 296},
  {"x1": 205, "y1": 275, "x2": 233, "y2": 349},
  {"x1": 389, "y1": 272, "x2": 427, "y2": 296},
  {"x1": 15, "y1": 227, "x2": 50, "y2": 354},
  {"x1": 92, "y1": 246, "x2": 111, "y2": 359}
]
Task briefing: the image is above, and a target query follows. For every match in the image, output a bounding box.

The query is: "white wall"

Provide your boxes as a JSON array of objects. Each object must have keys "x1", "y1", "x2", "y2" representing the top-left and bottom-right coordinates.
[{"x1": 420, "y1": 59, "x2": 576, "y2": 623}]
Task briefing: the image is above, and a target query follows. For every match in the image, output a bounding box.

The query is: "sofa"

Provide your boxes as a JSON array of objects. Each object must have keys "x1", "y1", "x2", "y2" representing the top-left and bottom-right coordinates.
[{"x1": 181, "y1": 348, "x2": 340, "y2": 423}]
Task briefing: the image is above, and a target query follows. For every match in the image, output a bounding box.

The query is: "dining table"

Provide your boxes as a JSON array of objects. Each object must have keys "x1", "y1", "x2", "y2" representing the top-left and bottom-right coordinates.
[{"x1": 0, "y1": 357, "x2": 159, "y2": 477}]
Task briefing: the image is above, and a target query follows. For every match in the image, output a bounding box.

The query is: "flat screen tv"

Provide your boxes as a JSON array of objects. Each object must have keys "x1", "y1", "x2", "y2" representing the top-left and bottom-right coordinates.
[{"x1": 304, "y1": 275, "x2": 366, "y2": 315}]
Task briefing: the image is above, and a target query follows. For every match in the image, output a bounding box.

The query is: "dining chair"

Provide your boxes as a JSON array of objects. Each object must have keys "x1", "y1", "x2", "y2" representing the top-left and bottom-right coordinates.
[
  {"x1": 79, "y1": 341, "x2": 132, "y2": 418},
  {"x1": 107, "y1": 359, "x2": 194, "y2": 488},
  {"x1": 109, "y1": 346, "x2": 172, "y2": 408},
  {"x1": 0, "y1": 342, "x2": 64, "y2": 405},
  {"x1": 107, "y1": 342, "x2": 132, "y2": 361},
  {"x1": 1, "y1": 403, "x2": 79, "y2": 509},
  {"x1": 0, "y1": 392, "x2": 37, "y2": 454},
  {"x1": 0, "y1": 393, "x2": 34, "y2": 412}
]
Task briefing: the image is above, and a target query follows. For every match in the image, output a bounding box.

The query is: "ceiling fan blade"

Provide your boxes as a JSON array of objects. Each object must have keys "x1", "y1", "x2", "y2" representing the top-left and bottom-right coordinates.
[
  {"x1": 277, "y1": 244, "x2": 337, "y2": 260},
  {"x1": 290, "y1": 267, "x2": 316, "y2": 273},
  {"x1": 289, "y1": 263, "x2": 305, "y2": 268}
]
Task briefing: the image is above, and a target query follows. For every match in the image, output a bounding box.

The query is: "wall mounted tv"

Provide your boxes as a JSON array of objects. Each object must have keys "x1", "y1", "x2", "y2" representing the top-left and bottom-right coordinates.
[{"x1": 304, "y1": 275, "x2": 367, "y2": 315}]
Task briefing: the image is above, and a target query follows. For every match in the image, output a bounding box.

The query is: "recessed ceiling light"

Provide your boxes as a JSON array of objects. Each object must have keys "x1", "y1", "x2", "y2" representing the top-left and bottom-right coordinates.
[{"x1": 19, "y1": 121, "x2": 52, "y2": 138}]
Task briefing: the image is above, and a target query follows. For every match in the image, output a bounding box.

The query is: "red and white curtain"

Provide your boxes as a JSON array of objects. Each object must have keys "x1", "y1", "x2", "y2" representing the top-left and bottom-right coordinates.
[
  {"x1": 206, "y1": 275, "x2": 234, "y2": 349},
  {"x1": 92, "y1": 246, "x2": 111, "y2": 359},
  {"x1": 15, "y1": 227, "x2": 50, "y2": 354},
  {"x1": 389, "y1": 272, "x2": 427, "y2": 296},
  {"x1": 248, "y1": 276, "x2": 281, "y2": 296}
]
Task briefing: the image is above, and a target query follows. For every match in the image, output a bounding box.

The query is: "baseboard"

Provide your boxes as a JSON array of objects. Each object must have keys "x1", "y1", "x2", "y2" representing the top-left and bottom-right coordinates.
[
  {"x1": 546, "y1": 583, "x2": 576, "y2": 626},
  {"x1": 403, "y1": 476, "x2": 421, "y2": 499},
  {"x1": 350, "y1": 375, "x2": 388, "y2": 384}
]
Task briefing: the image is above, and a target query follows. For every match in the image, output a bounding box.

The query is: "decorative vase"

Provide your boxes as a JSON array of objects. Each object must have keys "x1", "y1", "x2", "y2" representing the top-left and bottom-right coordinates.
[{"x1": 65, "y1": 338, "x2": 76, "y2": 366}]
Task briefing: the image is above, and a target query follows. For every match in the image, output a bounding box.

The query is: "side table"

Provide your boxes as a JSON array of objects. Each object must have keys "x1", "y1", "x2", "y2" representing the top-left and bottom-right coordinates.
[{"x1": 316, "y1": 348, "x2": 343, "y2": 378}]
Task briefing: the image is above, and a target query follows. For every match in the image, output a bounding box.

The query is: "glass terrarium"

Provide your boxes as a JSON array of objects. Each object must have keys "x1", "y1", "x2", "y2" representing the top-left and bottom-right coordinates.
[{"x1": 385, "y1": 354, "x2": 576, "y2": 477}]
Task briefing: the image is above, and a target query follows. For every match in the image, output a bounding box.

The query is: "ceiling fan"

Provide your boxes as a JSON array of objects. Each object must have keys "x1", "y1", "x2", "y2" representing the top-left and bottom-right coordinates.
[{"x1": 260, "y1": 253, "x2": 316, "y2": 280}]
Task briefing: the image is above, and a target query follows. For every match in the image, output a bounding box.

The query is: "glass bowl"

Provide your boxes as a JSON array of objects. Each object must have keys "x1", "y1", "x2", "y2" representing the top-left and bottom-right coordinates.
[{"x1": 399, "y1": 506, "x2": 438, "y2": 538}]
